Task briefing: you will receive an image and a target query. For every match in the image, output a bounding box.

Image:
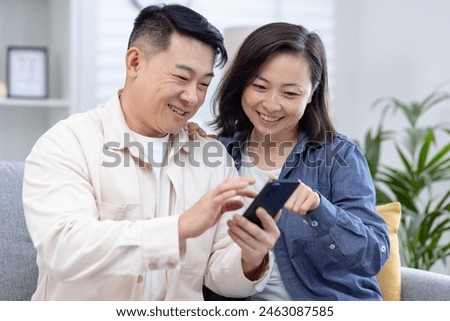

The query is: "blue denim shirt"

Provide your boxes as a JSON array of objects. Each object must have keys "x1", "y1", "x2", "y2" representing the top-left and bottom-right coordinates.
[{"x1": 221, "y1": 131, "x2": 390, "y2": 300}]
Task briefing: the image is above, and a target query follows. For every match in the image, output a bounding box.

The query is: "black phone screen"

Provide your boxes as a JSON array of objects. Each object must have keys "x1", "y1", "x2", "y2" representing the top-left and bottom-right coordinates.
[{"x1": 243, "y1": 179, "x2": 300, "y2": 228}]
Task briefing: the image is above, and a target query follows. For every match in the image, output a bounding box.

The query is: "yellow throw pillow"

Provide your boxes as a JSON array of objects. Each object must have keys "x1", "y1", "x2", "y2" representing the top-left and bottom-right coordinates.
[{"x1": 375, "y1": 202, "x2": 402, "y2": 301}]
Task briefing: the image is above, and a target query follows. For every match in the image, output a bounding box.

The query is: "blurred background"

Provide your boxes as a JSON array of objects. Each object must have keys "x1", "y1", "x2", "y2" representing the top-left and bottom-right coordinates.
[{"x1": 1, "y1": 0, "x2": 449, "y2": 273}]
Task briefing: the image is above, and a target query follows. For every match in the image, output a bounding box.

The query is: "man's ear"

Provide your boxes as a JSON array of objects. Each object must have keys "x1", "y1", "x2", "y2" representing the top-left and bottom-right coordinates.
[{"x1": 125, "y1": 47, "x2": 142, "y2": 78}]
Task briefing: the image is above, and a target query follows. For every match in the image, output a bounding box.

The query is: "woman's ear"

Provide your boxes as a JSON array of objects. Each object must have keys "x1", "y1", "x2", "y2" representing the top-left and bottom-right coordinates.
[
  {"x1": 307, "y1": 85, "x2": 318, "y2": 105},
  {"x1": 125, "y1": 47, "x2": 142, "y2": 78},
  {"x1": 306, "y1": 91, "x2": 313, "y2": 105}
]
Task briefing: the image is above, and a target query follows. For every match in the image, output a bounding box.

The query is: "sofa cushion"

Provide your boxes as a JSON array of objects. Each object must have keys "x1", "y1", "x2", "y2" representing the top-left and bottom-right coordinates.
[
  {"x1": 0, "y1": 161, "x2": 38, "y2": 300},
  {"x1": 375, "y1": 202, "x2": 402, "y2": 301}
]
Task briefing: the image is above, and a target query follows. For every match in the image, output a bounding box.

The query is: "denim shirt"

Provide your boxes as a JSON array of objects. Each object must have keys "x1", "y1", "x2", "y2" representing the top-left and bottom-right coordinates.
[{"x1": 221, "y1": 131, "x2": 390, "y2": 300}]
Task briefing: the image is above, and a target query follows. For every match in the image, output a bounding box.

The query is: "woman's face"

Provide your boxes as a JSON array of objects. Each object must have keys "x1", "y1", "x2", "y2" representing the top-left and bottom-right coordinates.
[{"x1": 241, "y1": 51, "x2": 313, "y2": 142}]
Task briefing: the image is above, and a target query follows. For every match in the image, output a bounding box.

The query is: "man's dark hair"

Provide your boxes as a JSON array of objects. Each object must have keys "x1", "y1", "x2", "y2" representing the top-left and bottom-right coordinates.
[{"x1": 128, "y1": 4, "x2": 227, "y2": 67}]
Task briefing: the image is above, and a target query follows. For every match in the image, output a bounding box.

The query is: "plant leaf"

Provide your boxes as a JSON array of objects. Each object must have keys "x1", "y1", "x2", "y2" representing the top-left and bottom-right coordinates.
[
  {"x1": 423, "y1": 141, "x2": 450, "y2": 171},
  {"x1": 417, "y1": 130, "x2": 435, "y2": 173}
]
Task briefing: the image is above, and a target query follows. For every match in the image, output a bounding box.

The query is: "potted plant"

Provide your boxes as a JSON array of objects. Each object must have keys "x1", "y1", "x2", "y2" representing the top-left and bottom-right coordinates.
[{"x1": 360, "y1": 88, "x2": 450, "y2": 271}]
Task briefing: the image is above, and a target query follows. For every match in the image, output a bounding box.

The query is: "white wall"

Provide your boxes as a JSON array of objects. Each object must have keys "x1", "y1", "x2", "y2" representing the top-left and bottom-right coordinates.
[
  {"x1": 334, "y1": 0, "x2": 450, "y2": 141},
  {"x1": 334, "y1": 0, "x2": 450, "y2": 274}
]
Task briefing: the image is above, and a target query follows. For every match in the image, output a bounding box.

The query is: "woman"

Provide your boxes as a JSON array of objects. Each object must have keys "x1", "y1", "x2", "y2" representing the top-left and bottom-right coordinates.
[{"x1": 211, "y1": 22, "x2": 390, "y2": 300}]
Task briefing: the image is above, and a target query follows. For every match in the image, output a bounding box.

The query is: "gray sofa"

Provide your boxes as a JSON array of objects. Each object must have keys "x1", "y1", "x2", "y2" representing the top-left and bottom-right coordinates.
[{"x1": 1, "y1": 161, "x2": 450, "y2": 301}]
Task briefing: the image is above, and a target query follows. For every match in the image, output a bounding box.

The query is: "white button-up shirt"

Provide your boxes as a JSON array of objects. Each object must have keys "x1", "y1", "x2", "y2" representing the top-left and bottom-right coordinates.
[{"x1": 23, "y1": 94, "x2": 270, "y2": 300}]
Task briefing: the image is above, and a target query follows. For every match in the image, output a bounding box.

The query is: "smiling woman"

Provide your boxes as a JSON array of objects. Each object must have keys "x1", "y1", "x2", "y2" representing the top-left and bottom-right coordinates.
[
  {"x1": 205, "y1": 21, "x2": 390, "y2": 301},
  {"x1": 242, "y1": 52, "x2": 313, "y2": 147}
]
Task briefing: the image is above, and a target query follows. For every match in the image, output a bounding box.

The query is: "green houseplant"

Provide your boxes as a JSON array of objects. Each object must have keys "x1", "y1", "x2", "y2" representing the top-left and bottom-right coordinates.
[{"x1": 361, "y1": 88, "x2": 450, "y2": 271}]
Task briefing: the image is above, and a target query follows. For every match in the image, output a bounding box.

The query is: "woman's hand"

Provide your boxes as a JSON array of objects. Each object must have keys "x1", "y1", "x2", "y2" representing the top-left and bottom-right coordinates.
[{"x1": 284, "y1": 182, "x2": 320, "y2": 215}]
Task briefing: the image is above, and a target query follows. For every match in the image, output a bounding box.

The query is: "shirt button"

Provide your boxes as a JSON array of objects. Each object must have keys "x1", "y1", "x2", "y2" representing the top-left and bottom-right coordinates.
[
  {"x1": 137, "y1": 275, "x2": 144, "y2": 283},
  {"x1": 380, "y1": 245, "x2": 387, "y2": 253},
  {"x1": 302, "y1": 219, "x2": 308, "y2": 225},
  {"x1": 329, "y1": 244, "x2": 336, "y2": 250},
  {"x1": 311, "y1": 220, "x2": 318, "y2": 227}
]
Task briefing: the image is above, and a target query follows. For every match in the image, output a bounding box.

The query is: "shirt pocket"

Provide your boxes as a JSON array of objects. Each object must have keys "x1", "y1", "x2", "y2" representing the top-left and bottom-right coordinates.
[{"x1": 95, "y1": 200, "x2": 141, "y2": 221}]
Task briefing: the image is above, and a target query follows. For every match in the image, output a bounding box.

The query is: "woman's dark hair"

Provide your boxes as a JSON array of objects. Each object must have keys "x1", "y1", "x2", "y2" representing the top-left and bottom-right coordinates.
[
  {"x1": 128, "y1": 4, "x2": 227, "y2": 67},
  {"x1": 212, "y1": 22, "x2": 335, "y2": 142}
]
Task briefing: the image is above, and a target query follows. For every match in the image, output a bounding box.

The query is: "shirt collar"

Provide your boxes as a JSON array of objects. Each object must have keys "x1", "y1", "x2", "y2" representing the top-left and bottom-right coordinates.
[{"x1": 101, "y1": 92, "x2": 192, "y2": 156}]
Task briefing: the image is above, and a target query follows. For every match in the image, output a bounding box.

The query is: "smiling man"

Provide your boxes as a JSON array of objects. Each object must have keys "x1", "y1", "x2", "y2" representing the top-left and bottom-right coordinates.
[{"x1": 22, "y1": 4, "x2": 279, "y2": 301}]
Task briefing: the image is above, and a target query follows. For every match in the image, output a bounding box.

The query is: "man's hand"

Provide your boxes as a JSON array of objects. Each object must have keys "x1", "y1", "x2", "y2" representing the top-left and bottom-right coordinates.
[
  {"x1": 227, "y1": 207, "x2": 280, "y2": 280},
  {"x1": 179, "y1": 176, "x2": 256, "y2": 243},
  {"x1": 185, "y1": 122, "x2": 218, "y2": 140}
]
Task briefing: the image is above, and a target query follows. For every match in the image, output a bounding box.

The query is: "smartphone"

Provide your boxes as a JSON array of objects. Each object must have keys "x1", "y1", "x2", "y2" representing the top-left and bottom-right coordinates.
[{"x1": 243, "y1": 179, "x2": 300, "y2": 228}]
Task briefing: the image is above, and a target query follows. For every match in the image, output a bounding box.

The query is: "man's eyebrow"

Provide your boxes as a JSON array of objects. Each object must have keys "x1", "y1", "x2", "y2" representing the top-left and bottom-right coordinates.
[{"x1": 176, "y1": 64, "x2": 214, "y2": 78}]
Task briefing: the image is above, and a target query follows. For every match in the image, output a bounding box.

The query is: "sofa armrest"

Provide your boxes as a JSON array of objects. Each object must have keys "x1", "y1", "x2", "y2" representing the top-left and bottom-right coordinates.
[
  {"x1": 0, "y1": 161, "x2": 38, "y2": 300},
  {"x1": 401, "y1": 266, "x2": 450, "y2": 300}
]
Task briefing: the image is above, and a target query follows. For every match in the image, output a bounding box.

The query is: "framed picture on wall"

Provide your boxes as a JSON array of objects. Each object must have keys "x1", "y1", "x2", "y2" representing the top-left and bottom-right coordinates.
[{"x1": 7, "y1": 46, "x2": 48, "y2": 99}]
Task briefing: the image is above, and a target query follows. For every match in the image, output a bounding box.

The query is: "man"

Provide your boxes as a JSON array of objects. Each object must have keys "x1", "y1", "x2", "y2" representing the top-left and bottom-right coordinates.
[{"x1": 23, "y1": 4, "x2": 279, "y2": 300}]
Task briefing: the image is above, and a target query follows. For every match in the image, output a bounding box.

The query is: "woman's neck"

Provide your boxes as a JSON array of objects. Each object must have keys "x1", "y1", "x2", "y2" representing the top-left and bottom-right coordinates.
[{"x1": 247, "y1": 130, "x2": 297, "y2": 170}]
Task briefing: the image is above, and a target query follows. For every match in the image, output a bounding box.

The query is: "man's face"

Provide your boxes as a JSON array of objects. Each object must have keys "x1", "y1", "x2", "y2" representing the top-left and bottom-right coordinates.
[{"x1": 122, "y1": 32, "x2": 215, "y2": 137}]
